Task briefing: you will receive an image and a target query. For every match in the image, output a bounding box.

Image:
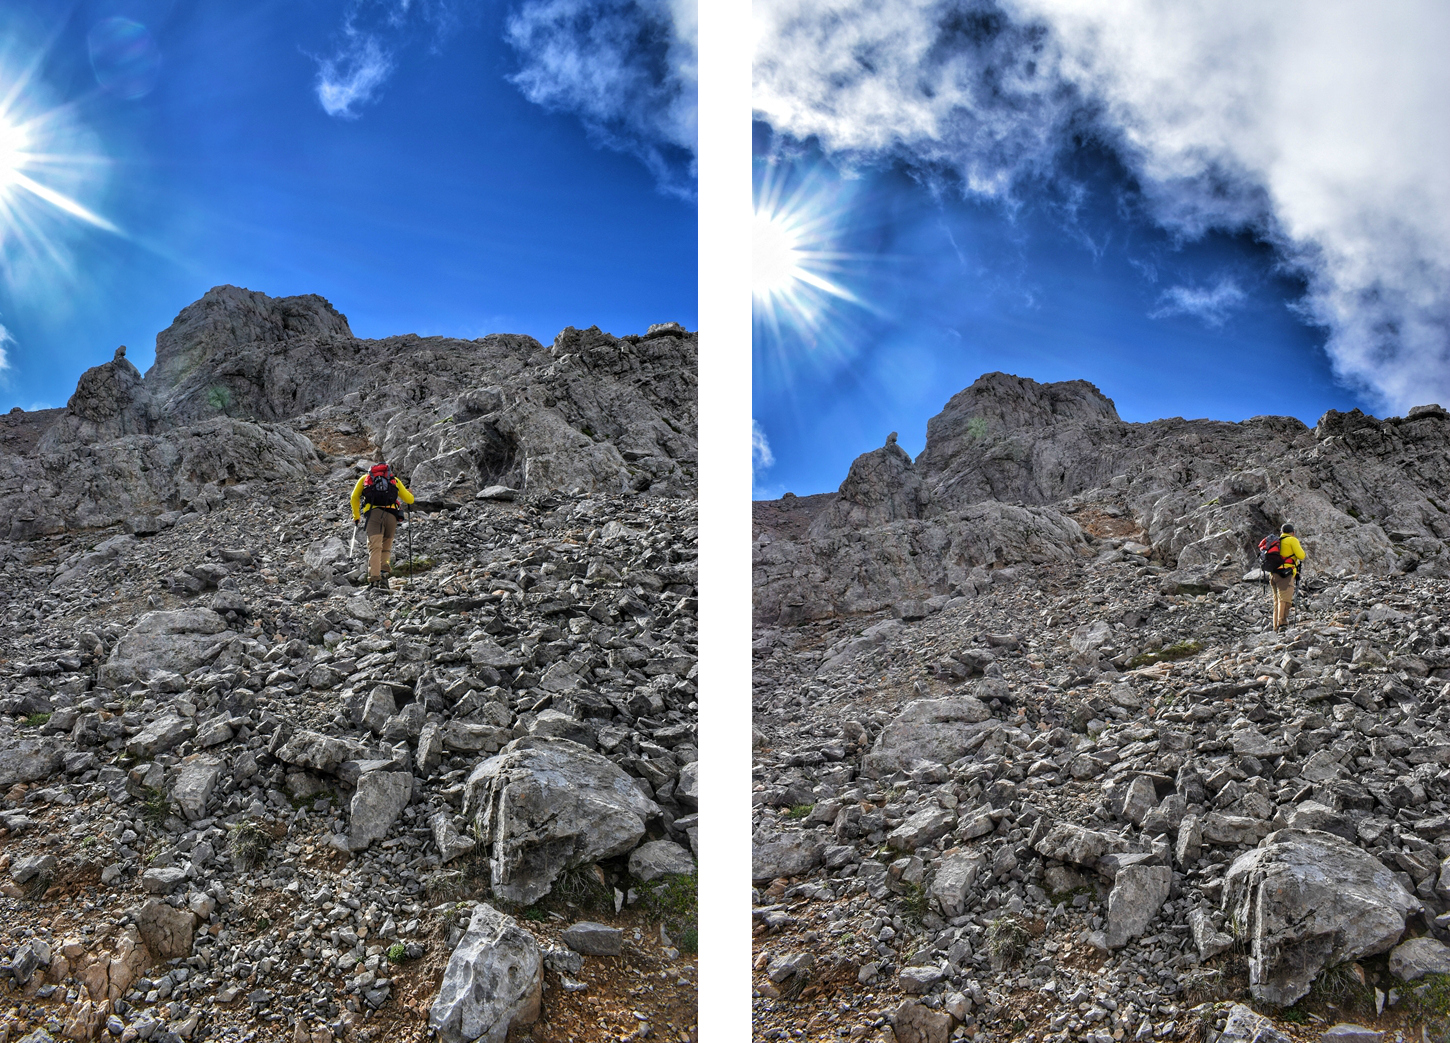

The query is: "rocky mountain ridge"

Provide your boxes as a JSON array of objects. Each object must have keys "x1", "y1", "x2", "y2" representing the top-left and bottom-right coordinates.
[
  {"x1": 753, "y1": 374, "x2": 1450, "y2": 1043},
  {"x1": 756, "y1": 372, "x2": 1450, "y2": 625},
  {"x1": 0, "y1": 287, "x2": 698, "y2": 1042}
]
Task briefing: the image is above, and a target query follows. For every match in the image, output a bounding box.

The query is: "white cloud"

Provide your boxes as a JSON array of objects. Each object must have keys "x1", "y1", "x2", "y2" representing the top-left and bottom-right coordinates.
[
  {"x1": 315, "y1": 32, "x2": 394, "y2": 118},
  {"x1": 1149, "y1": 278, "x2": 1246, "y2": 328},
  {"x1": 506, "y1": 0, "x2": 697, "y2": 198},
  {"x1": 754, "y1": 0, "x2": 1450, "y2": 413},
  {"x1": 752, "y1": 418, "x2": 774, "y2": 472},
  {"x1": 0, "y1": 322, "x2": 12, "y2": 373}
]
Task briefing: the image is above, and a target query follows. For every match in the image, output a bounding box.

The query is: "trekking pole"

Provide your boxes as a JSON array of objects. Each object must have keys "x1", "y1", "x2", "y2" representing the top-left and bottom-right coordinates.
[{"x1": 407, "y1": 504, "x2": 414, "y2": 583}]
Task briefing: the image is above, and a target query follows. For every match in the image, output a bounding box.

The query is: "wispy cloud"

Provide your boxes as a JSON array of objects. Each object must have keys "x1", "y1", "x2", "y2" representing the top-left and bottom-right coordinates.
[
  {"x1": 310, "y1": 0, "x2": 696, "y2": 197},
  {"x1": 752, "y1": 419, "x2": 780, "y2": 499},
  {"x1": 1149, "y1": 278, "x2": 1246, "y2": 328},
  {"x1": 505, "y1": 0, "x2": 697, "y2": 199},
  {"x1": 754, "y1": 0, "x2": 1450, "y2": 413},
  {"x1": 0, "y1": 322, "x2": 12, "y2": 374},
  {"x1": 315, "y1": 32, "x2": 394, "y2": 118}
]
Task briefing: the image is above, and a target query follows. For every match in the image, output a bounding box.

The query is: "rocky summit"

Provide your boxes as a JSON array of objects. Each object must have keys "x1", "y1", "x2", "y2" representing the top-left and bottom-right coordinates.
[
  {"x1": 753, "y1": 374, "x2": 1450, "y2": 1043},
  {"x1": 0, "y1": 287, "x2": 698, "y2": 1042}
]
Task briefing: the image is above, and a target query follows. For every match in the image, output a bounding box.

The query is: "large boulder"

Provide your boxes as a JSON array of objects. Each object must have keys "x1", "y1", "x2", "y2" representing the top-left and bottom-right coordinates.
[
  {"x1": 348, "y1": 771, "x2": 413, "y2": 851},
  {"x1": 863, "y1": 694, "x2": 993, "y2": 777},
  {"x1": 429, "y1": 904, "x2": 541, "y2": 1043},
  {"x1": 0, "y1": 738, "x2": 64, "y2": 788},
  {"x1": 462, "y1": 737, "x2": 659, "y2": 904},
  {"x1": 133, "y1": 899, "x2": 196, "y2": 960},
  {"x1": 1224, "y1": 829, "x2": 1420, "y2": 1005},
  {"x1": 99, "y1": 609, "x2": 233, "y2": 687}
]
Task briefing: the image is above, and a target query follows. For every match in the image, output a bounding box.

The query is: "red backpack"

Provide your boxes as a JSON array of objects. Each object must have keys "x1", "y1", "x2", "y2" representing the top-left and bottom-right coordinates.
[
  {"x1": 361, "y1": 464, "x2": 398, "y2": 507},
  {"x1": 1257, "y1": 533, "x2": 1290, "y2": 574}
]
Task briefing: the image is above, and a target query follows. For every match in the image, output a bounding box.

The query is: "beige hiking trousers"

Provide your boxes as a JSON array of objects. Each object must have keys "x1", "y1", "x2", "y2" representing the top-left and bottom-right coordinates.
[
  {"x1": 365, "y1": 509, "x2": 398, "y2": 579},
  {"x1": 1269, "y1": 571, "x2": 1295, "y2": 630}
]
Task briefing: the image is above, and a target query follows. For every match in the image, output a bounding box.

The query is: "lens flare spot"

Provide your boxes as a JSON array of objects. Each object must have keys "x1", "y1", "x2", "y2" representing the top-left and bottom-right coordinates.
[{"x1": 87, "y1": 17, "x2": 161, "y2": 100}]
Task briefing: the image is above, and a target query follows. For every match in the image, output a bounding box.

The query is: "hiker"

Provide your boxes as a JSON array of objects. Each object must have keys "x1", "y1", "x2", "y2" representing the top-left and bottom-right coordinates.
[
  {"x1": 350, "y1": 463, "x2": 415, "y2": 586},
  {"x1": 1260, "y1": 522, "x2": 1307, "y2": 632}
]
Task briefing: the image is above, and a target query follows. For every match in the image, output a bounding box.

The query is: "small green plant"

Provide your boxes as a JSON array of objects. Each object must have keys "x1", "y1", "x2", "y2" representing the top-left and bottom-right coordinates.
[
  {"x1": 1309, "y1": 961, "x2": 1372, "y2": 1013},
  {"x1": 521, "y1": 905, "x2": 548, "y2": 922},
  {"x1": 1127, "y1": 640, "x2": 1204, "y2": 669},
  {"x1": 21, "y1": 712, "x2": 51, "y2": 728},
  {"x1": 386, "y1": 943, "x2": 407, "y2": 963},
  {"x1": 228, "y1": 820, "x2": 272, "y2": 870},
  {"x1": 142, "y1": 787, "x2": 174, "y2": 827},
  {"x1": 553, "y1": 863, "x2": 613, "y2": 914},
  {"x1": 985, "y1": 914, "x2": 1029, "y2": 971},
  {"x1": 786, "y1": 803, "x2": 814, "y2": 820},
  {"x1": 1179, "y1": 968, "x2": 1225, "y2": 1005},
  {"x1": 1276, "y1": 1005, "x2": 1309, "y2": 1024},
  {"x1": 1346, "y1": 505, "x2": 1361, "y2": 519},
  {"x1": 206, "y1": 385, "x2": 233, "y2": 415},
  {"x1": 638, "y1": 872, "x2": 697, "y2": 955},
  {"x1": 897, "y1": 883, "x2": 930, "y2": 926},
  {"x1": 254, "y1": 916, "x2": 271, "y2": 933},
  {"x1": 966, "y1": 417, "x2": 989, "y2": 441},
  {"x1": 392, "y1": 556, "x2": 437, "y2": 578},
  {"x1": 1403, "y1": 971, "x2": 1450, "y2": 1021}
]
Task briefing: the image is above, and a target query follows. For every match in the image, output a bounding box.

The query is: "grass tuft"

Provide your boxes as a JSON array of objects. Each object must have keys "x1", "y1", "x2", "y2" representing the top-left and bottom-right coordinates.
[
  {"x1": 228, "y1": 819, "x2": 272, "y2": 870},
  {"x1": 20, "y1": 712, "x2": 51, "y2": 728},
  {"x1": 1128, "y1": 640, "x2": 1204, "y2": 669},
  {"x1": 786, "y1": 803, "x2": 814, "y2": 820},
  {"x1": 985, "y1": 914, "x2": 1030, "y2": 971},
  {"x1": 639, "y1": 872, "x2": 697, "y2": 954}
]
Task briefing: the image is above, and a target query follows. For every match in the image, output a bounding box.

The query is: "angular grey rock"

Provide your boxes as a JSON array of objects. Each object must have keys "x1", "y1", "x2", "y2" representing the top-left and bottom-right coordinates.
[
  {"x1": 753, "y1": 832, "x2": 827, "y2": 883},
  {"x1": 274, "y1": 730, "x2": 375, "y2": 775},
  {"x1": 1320, "y1": 1026, "x2": 1384, "y2": 1043},
  {"x1": 891, "y1": 998, "x2": 953, "y2": 1043},
  {"x1": 9, "y1": 854, "x2": 57, "y2": 885},
  {"x1": 1106, "y1": 865, "x2": 1170, "y2": 949},
  {"x1": 100, "y1": 608, "x2": 232, "y2": 687},
  {"x1": 1189, "y1": 907, "x2": 1234, "y2": 960},
  {"x1": 1388, "y1": 935, "x2": 1450, "y2": 981},
  {"x1": 416, "y1": 721, "x2": 444, "y2": 777},
  {"x1": 133, "y1": 898, "x2": 196, "y2": 959},
  {"x1": 361, "y1": 686, "x2": 396, "y2": 734},
  {"x1": 170, "y1": 756, "x2": 223, "y2": 820},
  {"x1": 462, "y1": 737, "x2": 659, "y2": 904},
  {"x1": 560, "y1": 921, "x2": 623, "y2": 956},
  {"x1": 348, "y1": 770, "x2": 413, "y2": 851},
  {"x1": 0, "y1": 738, "x2": 65, "y2": 788},
  {"x1": 930, "y1": 851, "x2": 985, "y2": 918},
  {"x1": 1218, "y1": 1004, "x2": 1291, "y2": 1043},
  {"x1": 429, "y1": 904, "x2": 542, "y2": 1043},
  {"x1": 126, "y1": 714, "x2": 195, "y2": 758},
  {"x1": 442, "y1": 721, "x2": 512, "y2": 753},
  {"x1": 1202, "y1": 812, "x2": 1269, "y2": 845},
  {"x1": 141, "y1": 867, "x2": 188, "y2": 893},
  {"x1": 887, "y1": 805, "x2": 956, "y2": 851},
  {"x1": 1225, "y1": 829, "x2": 1421, "y2": 1005},
  {"x1": 899, "y1": 964, "x2": 946, "y2": 995},
  {"x1": 676, "y1": 761, "x2": 698, "y2": 807},
  {"x1": 429, "y1": 811, "x2": 476, "y2": 864},
  {"x1": 627, "y1": 839, "x2": 695, "y2": 882},
  {"x1": 1031, "y1": 820, "x2": 1126, "y2": 866},
  {"x1": 863, "y1": 694, "x2": 992, "y2": 777}
]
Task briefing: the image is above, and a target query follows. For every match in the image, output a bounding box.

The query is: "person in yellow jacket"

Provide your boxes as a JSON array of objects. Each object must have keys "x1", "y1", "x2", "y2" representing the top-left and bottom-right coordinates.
[
  {"x1": 350, "y1": 463, "x2": 415, "y2": 586},
  {"x1": 1269, "y1": 522, "x2": 1306, "y2": 631}
]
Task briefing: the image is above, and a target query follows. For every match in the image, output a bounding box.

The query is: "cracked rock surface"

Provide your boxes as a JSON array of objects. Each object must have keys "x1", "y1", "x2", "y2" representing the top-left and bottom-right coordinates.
[
  {"x1": 0, "y1": 288, "x2": 697, "y2": 1042},
  {"x1": 754, "y1": 373, "x2": 1450, "y2": 1043}
]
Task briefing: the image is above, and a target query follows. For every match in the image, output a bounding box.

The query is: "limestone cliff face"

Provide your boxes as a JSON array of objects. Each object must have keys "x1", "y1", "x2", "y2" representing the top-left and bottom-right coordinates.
[
  {"x1": 2, "y1": 286, "x2": 696, "y2": 538},
  {"x1": 755, "y1": 373, "x2": 1450, "y2": 623}
]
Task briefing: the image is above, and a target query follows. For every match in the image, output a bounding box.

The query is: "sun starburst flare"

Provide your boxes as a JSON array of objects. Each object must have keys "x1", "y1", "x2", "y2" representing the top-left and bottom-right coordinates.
[
  {"x1": 753, "y1": 161, "x2": 877, "y2": 382},
  {"x1": 0, "y1": 36, "x2": 122, "y2": 294}
]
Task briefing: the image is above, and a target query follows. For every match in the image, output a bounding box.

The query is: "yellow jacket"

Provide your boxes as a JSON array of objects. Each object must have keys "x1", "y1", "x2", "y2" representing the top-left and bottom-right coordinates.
[
  {"x1": 351, "y1": 474, "x2": 415, "y2": 521},
  {"x1": 1279, "y1": 534, "x2": 1306, "y2": 572}
]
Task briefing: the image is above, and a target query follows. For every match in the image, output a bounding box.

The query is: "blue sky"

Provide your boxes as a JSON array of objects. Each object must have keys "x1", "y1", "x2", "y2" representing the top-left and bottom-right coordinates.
[
  {"x1": 751, "y1": 0, "x2": 1450, "y2": 498},
  {"x1": 0, "y1": 0, "x2": 696, "y2": 413}
]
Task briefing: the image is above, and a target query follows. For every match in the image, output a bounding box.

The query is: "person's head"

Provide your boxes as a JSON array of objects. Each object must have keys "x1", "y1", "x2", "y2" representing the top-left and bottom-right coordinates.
[{"x1": 1281, "y1": 522, "x2": 1295, "y2": 534}]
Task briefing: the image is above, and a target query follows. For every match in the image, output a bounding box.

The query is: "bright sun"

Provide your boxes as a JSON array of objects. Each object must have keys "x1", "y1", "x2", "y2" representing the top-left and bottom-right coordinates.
[
  {"x1": 753, "y1": 211, "x2": 803, "y2": 298},
  {"x1": 0, "y1": 116, "x2": 27, "y2": 182}
]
